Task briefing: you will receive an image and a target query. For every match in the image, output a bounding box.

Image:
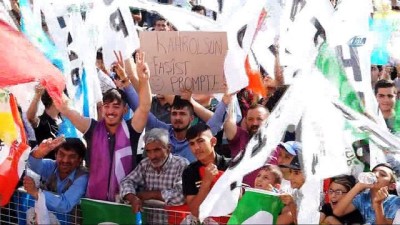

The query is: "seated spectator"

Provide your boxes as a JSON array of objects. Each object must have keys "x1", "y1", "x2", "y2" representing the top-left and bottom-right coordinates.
[
  {"x1": 254, "y1": 164, "x2": 282, "y2": 192},
  {"x1": 23, "y1": 137, "x2": 88, "y2": 213},
  {"x1": 182, "y1": 123, "x2": 231, "y2": 218},
  {"x1": 277, "y1": 155, "x2": 306, "y2": 225},
  {"x1": 333, "y1": 163, "x2": 400, "y2": 224},
  {"x1": 120, "y1": 128, "x2": 189, "y2": 223},
  {"x1": 319, "y1": 175, "x2": 364, "y2": 224}
]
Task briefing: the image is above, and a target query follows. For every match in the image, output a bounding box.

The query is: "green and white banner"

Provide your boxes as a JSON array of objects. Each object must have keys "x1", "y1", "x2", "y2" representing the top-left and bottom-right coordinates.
[
  {"x1": 80, "y1": 198, "x2": 137, "y2": 225},
  {"x1": 228, "y1": 188, "x2": 284, "y2": 225}
]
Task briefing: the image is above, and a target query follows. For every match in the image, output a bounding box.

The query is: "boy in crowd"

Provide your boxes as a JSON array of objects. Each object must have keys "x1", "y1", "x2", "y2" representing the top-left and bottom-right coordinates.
[
  {"x1": 277, "y1": 155, "x2": 306, "y2": 225},
  {"x1": 254, "y1": 164, "x2": 283, "y2": 192},
  {"x1": 333, "y1": 163, "x2": 400, "y2": 224}
]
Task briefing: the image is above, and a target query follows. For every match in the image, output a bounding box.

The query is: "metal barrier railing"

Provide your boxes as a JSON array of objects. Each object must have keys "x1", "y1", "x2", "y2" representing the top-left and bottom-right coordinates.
[
  {"x1": 1, "y1": 188, "x2": 230, "y2": 225},
  {"x1": 0, "y1": 188, "x2": 81, "y2": 225}
]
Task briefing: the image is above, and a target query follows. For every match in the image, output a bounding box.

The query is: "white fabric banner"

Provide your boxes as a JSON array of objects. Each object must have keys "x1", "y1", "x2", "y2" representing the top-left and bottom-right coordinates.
[
  {"x1": 279, "y1": 0, "x2": 334, "y2": 84},
  {"x1": 128, "y1": 0, "x2": 217, "y2": 31},
  {"x1": 199, "y1": 73, "x2": 307, "y2": 221},
  {"x1": 100, "y1": 0, "x2": 139, "y2": 68}
]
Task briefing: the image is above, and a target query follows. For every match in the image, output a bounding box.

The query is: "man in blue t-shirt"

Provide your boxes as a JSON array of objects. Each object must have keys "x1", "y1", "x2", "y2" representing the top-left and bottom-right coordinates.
[{"x1": 334, "y1": 163, "x2": 400, "y2": 224}]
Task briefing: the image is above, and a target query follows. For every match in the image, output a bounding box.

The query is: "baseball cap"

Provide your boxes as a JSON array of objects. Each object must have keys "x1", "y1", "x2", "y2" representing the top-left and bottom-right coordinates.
[
  {"x1": 129, "y1": 7, "x2": 141, "y2": 15},
  {"x1": 278, "y1": 141, "x2": 302, "y2": 156},
  {"x1": 279, "y1": 155, "x2": 301, "y2": 170}
]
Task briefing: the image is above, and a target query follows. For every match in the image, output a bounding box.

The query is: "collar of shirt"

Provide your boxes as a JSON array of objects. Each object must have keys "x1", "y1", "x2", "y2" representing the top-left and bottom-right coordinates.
[
  {"x1": 157, "y1": 153, "x2": 174, "y2": 173},
  {"x1": 55, "y1": 167, "x2": 78, "y2": 183}
]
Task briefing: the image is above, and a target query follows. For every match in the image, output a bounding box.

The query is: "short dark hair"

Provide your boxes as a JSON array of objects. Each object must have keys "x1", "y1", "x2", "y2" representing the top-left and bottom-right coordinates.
[
  {"x1": 186, "y1": 123, "x2": 211, "y2": 141},
  {"x1": 374, "y1": 79, "x2": 396, "y2": 95},
  {"x1": 172, "y1": 97, "x2": 194, "y2": 116},
  {"x1": 153, "y1": 16, "x2": 167, "y2": 26},
  {"x1": 102, "y1": 88, "x2": 127, "y2": 105},
  {"x1": 372, "y1": 163, "x2": 397, "y2": 183},
  {"x1": 55, "y1": 138, "x2": 86, "y2": 159},
  {"x1": 192, "y1": 5, "x2": 206, "y2": 14},
  {"x1": 41, "y1": 90, "x2": 53, "y2": 109}
]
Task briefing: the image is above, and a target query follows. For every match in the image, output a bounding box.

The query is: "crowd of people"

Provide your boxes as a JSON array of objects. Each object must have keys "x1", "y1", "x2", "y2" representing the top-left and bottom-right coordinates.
[{"x1": 2, "y1": 0, "x2": 400, "y2": 224}]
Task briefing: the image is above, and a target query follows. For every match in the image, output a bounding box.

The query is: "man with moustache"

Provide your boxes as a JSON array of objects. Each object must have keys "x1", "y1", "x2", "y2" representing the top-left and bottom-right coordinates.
[
  {"x1": 52, "y1": 52, "x2": 152, "y2": 201},
  {"x1": 223, "y1": 104, "x2": 270, "y2": 186},
  {"x1": 23, "y1": 137, "x2": 88, "y2": 213},
  {"x1": 120, "y1": 128, "x2": 189, "y2": 223},
  {"x1": 126, "y1": 92, "x2": 215, "y2": 162}
]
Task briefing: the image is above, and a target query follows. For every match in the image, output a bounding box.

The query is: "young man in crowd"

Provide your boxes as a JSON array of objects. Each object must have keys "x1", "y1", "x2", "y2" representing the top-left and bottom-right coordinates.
[
  {"x1": 120, "y1": 128, "x2": 189, "y2": 224},
  {"x1": 23, "y1": 137, "x2": 88, "y2": 213},
  {"x1": 182, "y1": 123, "x2": 231, "y2": 218},
  {"x1": 51, "y1": 52, "x2": 152, "y2": 201},
  {"x1": 375, "y1": 79, "x2": 397, "y2": 132},
  {"x1": 153, "y1": 16, "x2": 169, "y2": 31},
  {"x1": 333, "y1": 163, "x2": 400, "y2": 224},
  {"x1": 123, "y1": 78, "x2": 217, "y2": 163}
]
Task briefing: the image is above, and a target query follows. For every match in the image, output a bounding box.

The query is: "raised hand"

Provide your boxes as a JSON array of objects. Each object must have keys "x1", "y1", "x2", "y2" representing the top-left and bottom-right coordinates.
[
  {"x1": 32, "y1": 136, "x2": 66, "y2": 159},
  {"x1": 23, "y1": 176, "x2": 39, "y2": 199},
  {"x1": 135, "y1": 50, "x2": 150, "y2": 81},
  {"x1": 53, "y1": 94, "x2": 70, "y2": 114},
  {"x1": 373, "y1": 186, "x2": 389, "y2": 205},
  {"x1": 202, "y1": 164, "x2": 219, "y2": 186},
  {"x1": 221, "y1": 83, "x2": 237, "y2": 105},
  {"x1": 34, "y1": 84, "x2": 45, "y2": 97},
  {"x1": 180, "y1": 88, "x2": 193, "y2": 101},
  {"x1": 279, "y1": 193, "x2": 295, "y2": 206},
  {"x1": 113, "y1": 50, "x2": 128, "y2": 80}
]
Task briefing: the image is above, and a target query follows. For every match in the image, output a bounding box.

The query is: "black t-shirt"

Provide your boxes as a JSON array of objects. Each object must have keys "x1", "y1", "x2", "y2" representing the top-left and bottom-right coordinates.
[
  {"x1": 320, "y1": 203, "x2": 364, "y2": 225},
  {"x1": 84, "y1": 119, "x2": 141, "y2": 168},
  {"x1": 182, "y1": 154, "x2": 231, "y2": 196},
  {"x1": 33, "y1": 112, "x2": 59, "y2": 159}
]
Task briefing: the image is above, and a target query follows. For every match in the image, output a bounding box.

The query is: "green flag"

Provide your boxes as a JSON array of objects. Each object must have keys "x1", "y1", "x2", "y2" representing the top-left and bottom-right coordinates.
[
  {"x1": 228, "y1": 189, "x2": 284, "y2": 225},
  {"x1": 80, "y1": 198, "x2": 138, "y2": 224}
]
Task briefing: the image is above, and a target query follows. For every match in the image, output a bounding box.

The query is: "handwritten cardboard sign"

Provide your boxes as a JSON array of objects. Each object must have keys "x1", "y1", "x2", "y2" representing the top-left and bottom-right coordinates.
[{"x1": 140, "y1": 31, "x2": 228, "y2": 94}]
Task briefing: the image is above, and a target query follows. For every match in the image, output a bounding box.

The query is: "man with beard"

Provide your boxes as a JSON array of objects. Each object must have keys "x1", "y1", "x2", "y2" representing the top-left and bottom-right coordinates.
[
  {"x1": 125, "y1": 91, "x2": 215, "y2": 163},
  {"x1": 222, "y1": 104, "x2": 269, "y2": 186},
  {"x1": 120, "y1": 128, "x2": 189, "y2": 224},
  {"x1": 52, "y1": 52, "x2": 151, "y2": 201}
]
